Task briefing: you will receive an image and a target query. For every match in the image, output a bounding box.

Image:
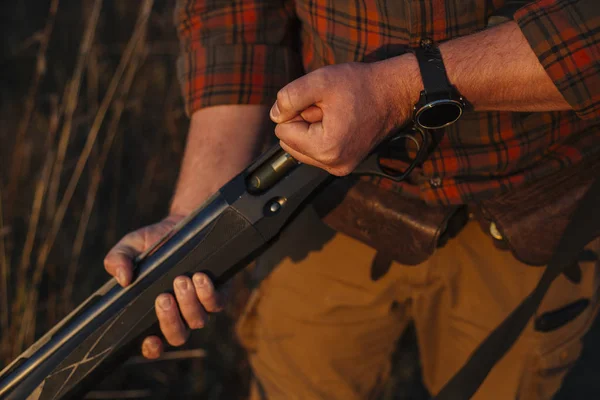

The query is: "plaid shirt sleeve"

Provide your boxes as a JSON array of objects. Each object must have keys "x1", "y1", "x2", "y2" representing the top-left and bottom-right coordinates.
[
  {"x1": 515, "y1": 0, "x2": 600, "y2": 120},
  {"x1": 174, "y1": 0, "x2": 303, "y2": 116}
]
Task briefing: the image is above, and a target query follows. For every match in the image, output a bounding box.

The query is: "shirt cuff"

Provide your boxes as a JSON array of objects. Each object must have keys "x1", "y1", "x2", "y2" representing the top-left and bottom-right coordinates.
[
  {"x1": 515, "y1": 0, "x2": 600, "y2": 119},
  {"x1": 177, "y1": 44, "x2": 302, "y2": 116}
]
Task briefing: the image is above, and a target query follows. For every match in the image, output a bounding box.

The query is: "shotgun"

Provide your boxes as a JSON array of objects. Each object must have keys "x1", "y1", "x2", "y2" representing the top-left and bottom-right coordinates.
[{"x1": 0, "y1": 129, "x2": 427, "y2": 400}]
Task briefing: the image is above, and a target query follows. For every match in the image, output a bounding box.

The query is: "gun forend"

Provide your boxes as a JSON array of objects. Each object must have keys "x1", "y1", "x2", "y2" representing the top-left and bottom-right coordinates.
[{"x1": 0, "y1": 144, "x2": 331, "y2": 400}]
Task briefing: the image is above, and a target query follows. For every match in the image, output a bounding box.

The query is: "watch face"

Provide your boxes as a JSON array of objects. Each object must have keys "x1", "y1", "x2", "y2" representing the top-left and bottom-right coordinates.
[{"x1": 415, "y1": 99, "x2": 463, "y2": 130}]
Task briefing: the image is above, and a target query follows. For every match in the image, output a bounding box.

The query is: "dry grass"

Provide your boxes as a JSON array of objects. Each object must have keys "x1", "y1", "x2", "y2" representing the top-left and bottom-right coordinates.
[
  {"x1": 5, "y1": 0, "x2": 155, "y2": 357},
  {"x1": 0, "y1": 1, "x2": 250, "y2": 398},
  {"x1": 4, "y1": 0, "x2": 60, "y2": 220}
]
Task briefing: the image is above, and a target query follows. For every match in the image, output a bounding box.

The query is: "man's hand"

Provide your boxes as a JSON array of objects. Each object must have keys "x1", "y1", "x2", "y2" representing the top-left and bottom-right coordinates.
[
  {"x1": 103, "y1": 214, "x2": 224, "y2": 359},
  {"x1": 270, "y1": 21, "x2": 575, "y2": 177},
  {"x1": 103, "y1": 105, "x2": 270, "y2": 359},
  {"x1": 270, "y1": 61, "x2": 419, "y2": 176}
]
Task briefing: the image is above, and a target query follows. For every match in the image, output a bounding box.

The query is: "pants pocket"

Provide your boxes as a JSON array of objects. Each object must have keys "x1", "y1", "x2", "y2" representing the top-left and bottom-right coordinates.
[{"x1": 519, "y1": 301, "x2": 599, "y2": 400}]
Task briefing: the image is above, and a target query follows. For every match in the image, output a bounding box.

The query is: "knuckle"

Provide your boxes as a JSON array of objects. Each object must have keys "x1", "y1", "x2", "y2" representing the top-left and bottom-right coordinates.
[
  {"x1": 319, "y1": 151, "x2": 340, "y2": 167},
  {"x1": 329, "y1": 164, "x2": 352, "y2": 176},
  {"x1": 338, "y1": 166, "x2": 353, "y2": 176},
  {"x1": 277, "y1": 88, "x2": 291, "y2": 109},
  {"x1": 156, "y1": 311, "x2": 169, "y2": 326},
  {"x1": 160, "y1": 321, "x2": 188, "y2": 346},
  {"x1": 273, "y1": 123, "x2": 284, "y2": 138},
  {"x1": 327, "y1": 167, "x2": 343, "y2": 176},
  {"x1": 314, "y1": 68, "x2": 329, "y2": 87},
  {"x1": 178, "y1": 302, "x2": 193, "y2": 316},
  {"x1": 142, "y1": 226, "x2": 165, "y2": 249},
  {"x1": 103, "y1": 257, "x2": 113, "y2": 273},
  {"x1": 339, "y1": 159, "x2": 355, "y2": 172},
  {"x1": 121, "y1": 231, "x2": 140, "y2": 245},
  {"x1": 276, "y1": 88, "x2": 285, "y2": 102},
  {"x1": 281, "y1": 82, "x2": 302, "y2": 111}
]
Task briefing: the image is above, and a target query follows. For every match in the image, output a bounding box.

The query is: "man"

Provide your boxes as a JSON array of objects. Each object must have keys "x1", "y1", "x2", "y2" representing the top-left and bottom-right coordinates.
[{"x1": 104, "y1": 0, "x2": 600, "y2": 398}]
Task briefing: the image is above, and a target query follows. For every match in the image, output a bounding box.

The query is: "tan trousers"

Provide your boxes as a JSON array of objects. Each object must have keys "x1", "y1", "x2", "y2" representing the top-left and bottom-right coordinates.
[{"x1": 236, "y1": 208, "x2": 600, "y2": 399}]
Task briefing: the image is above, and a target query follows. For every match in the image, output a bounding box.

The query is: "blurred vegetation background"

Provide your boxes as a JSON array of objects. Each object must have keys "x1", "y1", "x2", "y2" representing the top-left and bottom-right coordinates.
[
  {"x1": 1, "y1": 1, "x2": 599, "y2": 399},
  {"x1": 0, "y1": 0, "x2": 254, "y2": 398}
]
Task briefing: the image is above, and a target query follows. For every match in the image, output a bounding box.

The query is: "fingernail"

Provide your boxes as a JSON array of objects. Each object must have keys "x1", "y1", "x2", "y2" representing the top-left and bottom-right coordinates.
[
  {"x1": 116, "y1": 268, "x2": 127, "y2": 286},
  {"x1": 270, "y1": 102, "x2": 280, "y2": 119},
  {"x1": 147, "y1": 340, "x2": 159, "y2": 351},
  {"x1": 175, "y1": 277, "x2": 188, "y2": 291},
  {"x1": 193, "y1": 274, "x2": 206, "y2": 287},
  {"x1": 157, "y1": 295, "x2": 171, "y2": 310}
]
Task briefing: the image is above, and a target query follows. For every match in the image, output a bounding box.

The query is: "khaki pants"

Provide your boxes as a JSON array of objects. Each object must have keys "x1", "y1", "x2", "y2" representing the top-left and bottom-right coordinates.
[{"x1": 236, "y1": 208, "x2": 600, "y2": 399}]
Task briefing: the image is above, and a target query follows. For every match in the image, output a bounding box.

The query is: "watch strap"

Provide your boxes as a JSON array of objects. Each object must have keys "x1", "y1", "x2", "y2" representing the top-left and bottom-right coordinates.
[{"x1": 414, "y1": 40, "x2": 453, "y2": 97}]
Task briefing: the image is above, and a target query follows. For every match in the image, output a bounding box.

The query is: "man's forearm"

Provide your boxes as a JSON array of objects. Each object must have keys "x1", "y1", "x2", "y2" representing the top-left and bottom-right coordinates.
[
  {"x1": 379, "y1": 21, "x2": 570, "y2": 115},
  {"x1": 169, "y1": 104, "x2": 272, "y2": 216},
  {"x1": 441, "y1": 21, "x2": 569, "y2": 111}
]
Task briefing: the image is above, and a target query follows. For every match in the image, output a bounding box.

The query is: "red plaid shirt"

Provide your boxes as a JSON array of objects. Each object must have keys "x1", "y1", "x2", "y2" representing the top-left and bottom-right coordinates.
[{"x1": 175, "y1": 0, "x2": 600, "y2": 205}]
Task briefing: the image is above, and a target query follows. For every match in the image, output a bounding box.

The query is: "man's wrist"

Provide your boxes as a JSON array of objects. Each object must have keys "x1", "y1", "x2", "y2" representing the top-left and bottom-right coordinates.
[{"x1": 371, "y1": 53, "x2": 423, "y2": 128}]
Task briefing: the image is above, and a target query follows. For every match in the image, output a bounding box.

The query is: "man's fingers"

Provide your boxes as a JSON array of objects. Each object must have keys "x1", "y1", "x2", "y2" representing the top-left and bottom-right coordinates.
[
  {"x1": 274, "y1": 120, "x2": 310, "y2": 154},
  {"x1": 104, "y1": 240, "x2": 141, "y2": 287},
  {"x1": 285, "y1": 106, "x2": 323, "y2": 124},
  {"x1": 280, "y1": 140, "x2": 352, "y2": 176},
  {"x1": 279, "y1": 141, "x2": 321, "y2": 168},
  {"x1": 104, "y1": 218, "x2": 181, "y2": 287},
  {"x1": 300, "y1": 105, "x2": 323, "y2": 123},
  {"x1": 192, "y1": 273, "x2": 223, "y2": 313},
  {"x1": 155, "y1": 294, "x2": 189, "y2": 346},
  {"x1": 174, "y1": 276, "x2": 207, "y2": 329},
  {"x1": 275, "y1": 120, "x2": 324, "y2": 160},
  {"x1": 141, "y1": 336, "x2": 164, "y2": 359},
  {"x1": 271, "y1": 74, "x2": 323, "y2": 123}
]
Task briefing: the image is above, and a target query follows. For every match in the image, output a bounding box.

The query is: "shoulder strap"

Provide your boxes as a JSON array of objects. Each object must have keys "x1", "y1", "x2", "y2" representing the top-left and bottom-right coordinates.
[{"x1": 435, "y1": 176, "x2": 600, "y2": 400}]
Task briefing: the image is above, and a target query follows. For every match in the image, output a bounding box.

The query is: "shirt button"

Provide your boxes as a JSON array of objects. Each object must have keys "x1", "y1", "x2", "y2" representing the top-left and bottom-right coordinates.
[
  {"x1": 429, "y1": 176, "x2": 442, "y2": 188},
  {"x1": 489, "y1": 222, "x2": 504, "y2": 241}
]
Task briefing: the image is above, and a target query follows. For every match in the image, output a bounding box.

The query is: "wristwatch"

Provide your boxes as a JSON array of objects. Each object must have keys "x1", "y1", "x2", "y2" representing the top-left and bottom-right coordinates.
[{"x1": 413, "y1": 39, "x2": 466, "y2": 130}]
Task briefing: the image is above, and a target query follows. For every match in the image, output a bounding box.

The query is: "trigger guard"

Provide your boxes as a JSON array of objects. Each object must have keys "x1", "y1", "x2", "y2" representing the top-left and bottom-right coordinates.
[
  {"x1": 351, "y1": 126, "x2": 429, "y2": 181},
  {"x1": 390, "y1": 133, "x2": 421, "y2": 152}
]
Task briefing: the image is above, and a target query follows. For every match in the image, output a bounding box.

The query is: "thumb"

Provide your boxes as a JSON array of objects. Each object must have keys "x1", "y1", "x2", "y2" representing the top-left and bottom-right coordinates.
[
  {"x1": 271, "y1": 75, "x2": 322, "y2": 123},
  {"x1": 104, "y1": 215, "x2": 182, "y2": 287}
]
